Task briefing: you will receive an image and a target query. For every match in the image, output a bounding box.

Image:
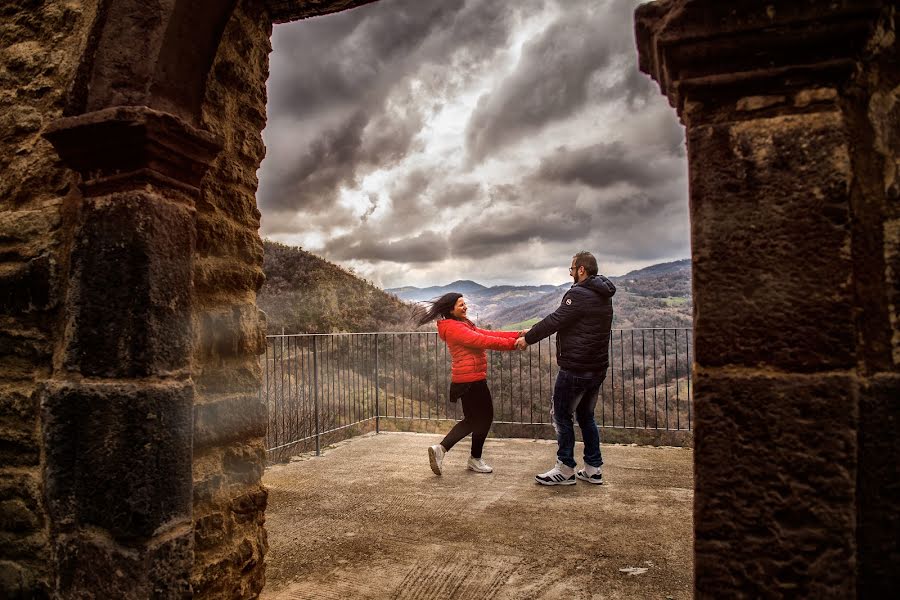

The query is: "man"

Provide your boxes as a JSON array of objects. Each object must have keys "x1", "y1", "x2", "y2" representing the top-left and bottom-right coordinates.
[{"x1": 516, "y1": 251, "x2": 616, "y2": 486}]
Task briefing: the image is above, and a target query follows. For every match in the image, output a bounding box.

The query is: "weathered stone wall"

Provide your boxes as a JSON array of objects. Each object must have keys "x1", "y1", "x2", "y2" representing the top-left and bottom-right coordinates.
[
  {"x1": 637, "y1": 1, "x2": 898, "y2": 597},
  {"x1": 851, "y1": 5, "x2": 900, "y2": 596},
  {"x1": 0, "y1": 2, "x2": 97, "y2": 596},
  {"x1": 191, "y1": 1, "x2": 272, "y2": 597}
]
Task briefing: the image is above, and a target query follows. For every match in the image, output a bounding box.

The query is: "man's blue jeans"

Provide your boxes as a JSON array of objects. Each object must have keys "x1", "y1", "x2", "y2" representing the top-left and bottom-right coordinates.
[{"x1": 551, "y1": 368, "x2": 606, "y2": 469}]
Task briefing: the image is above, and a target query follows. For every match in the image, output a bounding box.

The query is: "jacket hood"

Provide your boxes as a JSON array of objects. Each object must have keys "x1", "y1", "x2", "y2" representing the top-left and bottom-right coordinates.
[
  {"x1": 576, "y1": 274, "x2": 616, "y2": 298},
  {"x1": 437, "y1": 317, "x2": 466, "y2": 341}
]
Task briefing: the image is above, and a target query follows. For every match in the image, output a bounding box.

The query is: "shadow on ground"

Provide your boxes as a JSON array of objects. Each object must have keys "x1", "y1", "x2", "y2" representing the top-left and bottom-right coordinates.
[{"x1": 262, "y1": 432, "x2": 693, "y2": 600}]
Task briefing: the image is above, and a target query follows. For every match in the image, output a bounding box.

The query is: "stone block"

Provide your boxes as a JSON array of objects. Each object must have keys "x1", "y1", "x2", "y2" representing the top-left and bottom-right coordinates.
[
  {"x1": 194, "y1": 258, "x2": 266, "y2": 298},
  {"x1": 0, "y1": 532, "x2": 48, "y2": 561},
  {"x1": 0, "y1": 560, "x2": 48, "y2": 600},
  {"x1": 885, "y1": 218, "x2": 900, "y2": 366},
  {"x1": 56, "y1": 531, "x2": 192, "y2": 599},
  {"x1": 0, "y1": 385, "x2": 36, "y2": 421},
  {"x1": 0, "y1": 255, "x2": 53, "y2": 314},
  {"x1": 0, "y1": 471, "x2": 44, "y2": 534},
  {"x1": 42, "y1": 381, "x2": 192, "y2": 540},
  {"x1": 0, "y1": 499, "x2": 40, "y2": 532},
  {"x1": 195, "y1": 303, "x2": 267, "y2": 363},
  {"x1": 194, "y1": 394, "x2": 266, "y2": 450},
  {"x1": 689, "y1": 111, "x2": 855, "y2": 371},
  {"x1": 230, "y1": 487, "x2": 267, "y2": 525},
  {"x1": 0, "y1": 330, "x2": 51, "y2": 363},
  {"x1": 63, "y1": 192, "x2": 194, "y2": 378},
  {"x1": 223, "y1": 444, "x2": 266, "y2": 487},
  {"x1": 0, "y1": 423, "x2": 39, "y2": 467},
  {"x1": 192, "y1": 555, "x2": 233, "y2": 599},
  {"x1": 693, "y1": 369, "x2": 857, "y2": 597},
  {"x1": 194, "y1": 512, "x2": 228, "y2": 552},
  {"x1": 195, "y1": 360, "x2": 262, "y2": 395},
  {"x1": 194, "y1": 210, "x2": 264, "y2": 264},
  {"x1": 857, "y1": 373, "x2": 900, "y2": 597},
  {"x1": 0, "y1": 207, "x2": 62, "y2": 262}
]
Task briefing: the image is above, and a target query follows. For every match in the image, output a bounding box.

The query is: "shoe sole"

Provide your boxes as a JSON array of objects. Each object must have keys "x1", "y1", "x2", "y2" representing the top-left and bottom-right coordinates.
[
  {"x1": 535, "y1": 476, "x2": 575, "y2": 486},
  {"x1": 467, "y1": 465, "x2": 493, "y2": 473},
  {"x1": 575, "y1": 473, "x2": 603, "y2": 485},
  {"x1": 428, "y1": 447, "x2": 441, "y2": 476}
]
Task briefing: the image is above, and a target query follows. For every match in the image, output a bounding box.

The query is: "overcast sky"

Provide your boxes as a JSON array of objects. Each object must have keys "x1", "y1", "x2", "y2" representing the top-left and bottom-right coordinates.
[{"x1": 257, "y1": 0, "x2": 688, "y2": 288}]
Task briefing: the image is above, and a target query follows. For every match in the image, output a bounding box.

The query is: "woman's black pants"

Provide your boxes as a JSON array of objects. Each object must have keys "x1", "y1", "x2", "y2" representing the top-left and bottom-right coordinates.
[{"x1": 440, "y1": 379, "x2": 494, "y2": 459}]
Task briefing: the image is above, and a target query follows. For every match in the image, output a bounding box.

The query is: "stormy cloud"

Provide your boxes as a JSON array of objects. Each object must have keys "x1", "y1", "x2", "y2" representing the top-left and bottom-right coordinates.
[{"x1": 258, "y1": 0, "x2": 687, "y2": 287}]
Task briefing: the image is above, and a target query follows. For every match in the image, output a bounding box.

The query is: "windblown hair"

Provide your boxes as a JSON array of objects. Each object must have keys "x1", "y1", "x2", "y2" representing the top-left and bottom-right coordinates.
[
  {"x1": 573, "y1": 251, "x2": 599, "y2": 276},
  {"x1": 415, "y1": 292, "x2": 463, "y2": 327}
]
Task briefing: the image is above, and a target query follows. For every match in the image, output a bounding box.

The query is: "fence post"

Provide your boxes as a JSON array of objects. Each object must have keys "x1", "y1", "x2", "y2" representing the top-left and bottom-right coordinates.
[
  {"x1": 374, "y1": 334, "x2": 380, "y2": 433},
  {"x1": 313, "y1": 336, "x2": 320, "y2": 456}
]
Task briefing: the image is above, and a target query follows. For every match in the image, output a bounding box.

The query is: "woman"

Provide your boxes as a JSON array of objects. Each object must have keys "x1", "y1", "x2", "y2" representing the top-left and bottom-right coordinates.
[{"x1": 417, "y1": 292, "x2": 521, "y2": 475}]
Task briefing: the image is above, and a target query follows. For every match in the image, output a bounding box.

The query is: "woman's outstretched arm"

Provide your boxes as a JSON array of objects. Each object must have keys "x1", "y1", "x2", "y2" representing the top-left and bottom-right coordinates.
[{"x1": 443, "y1": 321, "x2": 517, "y2": 351}]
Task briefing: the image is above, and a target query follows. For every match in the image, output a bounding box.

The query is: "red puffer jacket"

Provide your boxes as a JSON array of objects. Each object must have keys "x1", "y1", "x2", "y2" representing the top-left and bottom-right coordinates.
[{"x1": 437, "y1": 318, "x2": 519, "y2": 383}]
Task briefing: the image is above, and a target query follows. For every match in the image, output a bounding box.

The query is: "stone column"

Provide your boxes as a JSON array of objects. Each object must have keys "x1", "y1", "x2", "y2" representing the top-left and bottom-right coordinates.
[
  {"x1": 636, "y1": 1, "x2": 898, "y2": 597},
  {"x1": 42, "y1": 107, "x2": 221, "y2": 598}
]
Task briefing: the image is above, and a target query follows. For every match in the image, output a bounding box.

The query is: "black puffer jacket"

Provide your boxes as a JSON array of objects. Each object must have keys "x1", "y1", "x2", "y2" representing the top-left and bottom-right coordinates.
[{"x1": 524, "y1": 275, "x2": 616, "y2": 372}]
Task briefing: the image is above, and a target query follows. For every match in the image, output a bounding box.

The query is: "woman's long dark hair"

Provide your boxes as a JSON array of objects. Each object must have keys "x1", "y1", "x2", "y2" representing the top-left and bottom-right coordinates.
[{"x1": 415, "y1": 292, "x2": 463, "y2": 327}]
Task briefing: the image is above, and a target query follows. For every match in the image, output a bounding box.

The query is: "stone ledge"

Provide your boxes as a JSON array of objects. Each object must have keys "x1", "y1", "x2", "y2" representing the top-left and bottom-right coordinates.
[
  {"x1": 635, "y1": 0, "x2": 884, "y2": 117},
  {"x1": 43, "y1": 106, "x2": 222, "y2": 192}
]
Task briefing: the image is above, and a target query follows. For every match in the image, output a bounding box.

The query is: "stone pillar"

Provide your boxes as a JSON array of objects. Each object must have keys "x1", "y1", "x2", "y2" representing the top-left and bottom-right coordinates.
[
  {"x1": 42, "y1": 107, "x2": 221, "y2": 598},
  {"x1": 636, "y1": 1, "x2": 898, "y2": 597}
]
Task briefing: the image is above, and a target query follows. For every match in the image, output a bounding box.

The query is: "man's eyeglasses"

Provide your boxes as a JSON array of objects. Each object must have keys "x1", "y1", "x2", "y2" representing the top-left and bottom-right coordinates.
[{"x1": 569, "y1": 266, "x2": 580, "y2": 274}]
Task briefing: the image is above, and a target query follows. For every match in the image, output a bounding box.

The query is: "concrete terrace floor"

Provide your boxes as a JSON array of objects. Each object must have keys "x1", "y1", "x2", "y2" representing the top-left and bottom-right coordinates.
[{"x1": 261, "y1": 432, "x2": 694, "y2": 600}]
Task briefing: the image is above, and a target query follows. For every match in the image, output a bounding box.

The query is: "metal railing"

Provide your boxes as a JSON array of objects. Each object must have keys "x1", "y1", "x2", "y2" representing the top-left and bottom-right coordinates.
[{"x1": 261, "y1": 328, "x2": 692, "y2": 460}]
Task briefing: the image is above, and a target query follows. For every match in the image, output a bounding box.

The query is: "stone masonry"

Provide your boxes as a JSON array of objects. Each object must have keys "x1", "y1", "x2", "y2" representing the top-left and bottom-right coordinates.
[
  {"x1": 637, "y1": 1, "x2": 899, "y2": 597},
  {"x1": 0, "y1": 0, "x2": 897, "y2": 598}
]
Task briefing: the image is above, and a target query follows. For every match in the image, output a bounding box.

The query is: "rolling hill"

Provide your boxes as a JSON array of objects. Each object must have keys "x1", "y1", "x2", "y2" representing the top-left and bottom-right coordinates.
[{"x1": 258, "y1": 240, "x2": 415, "y2": 334}]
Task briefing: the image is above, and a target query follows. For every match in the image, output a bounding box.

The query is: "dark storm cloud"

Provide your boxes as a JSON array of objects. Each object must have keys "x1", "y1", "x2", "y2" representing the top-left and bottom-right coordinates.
[
  {"x1": 432, "y1": 182, "x2": 481, "y2": 208},
  {"x1": 258, "y1": 92, "x2": 425, "y2": 216},
  {"x1": 259, "y1": 0, "x2": 533, "y2": 227},
  {"x1": 535, "y1": 142, "x2": 683, "y2": 189},
  {"x1": 580, "y1": 191, "x2": 689, "y2": 261},
  {"x1": 259, "y1": 0, "x2": 690, "y2": 285},
  {"x1": 448, "y1": 190, "x2": 588, "y2": 259},
  {"x1": 324, "y1": 229, "x2": 450, "y2": 263},
  {"x1": 265, "y1": 0, "x2": 466, "y2": 119},
  {"x1": 465, "y1": 0, "x2": 653, "y2": 162}
]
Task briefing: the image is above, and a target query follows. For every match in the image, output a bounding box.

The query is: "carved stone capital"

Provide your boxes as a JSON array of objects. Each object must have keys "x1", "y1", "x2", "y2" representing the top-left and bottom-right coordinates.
[
  {"x1": 43, "y1": 106, "x2": 223, "y2": 196},
  {"x1": 635, "y1": 0, "x2": 886, "y2": 123}
]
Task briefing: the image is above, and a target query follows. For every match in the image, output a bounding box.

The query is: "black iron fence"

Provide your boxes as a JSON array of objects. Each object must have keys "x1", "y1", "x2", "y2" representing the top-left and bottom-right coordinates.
[{"x1": 261, "y1": 328, "x2": 692, "y2": 460}]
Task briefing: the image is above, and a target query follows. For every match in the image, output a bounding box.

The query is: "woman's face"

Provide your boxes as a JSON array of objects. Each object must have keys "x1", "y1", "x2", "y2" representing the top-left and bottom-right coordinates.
[{"x1": 450, "y1": 297, "x2": 468, "y2": 319}]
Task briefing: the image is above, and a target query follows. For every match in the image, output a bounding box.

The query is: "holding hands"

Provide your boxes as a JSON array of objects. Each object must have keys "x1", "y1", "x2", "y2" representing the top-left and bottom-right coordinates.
[{"x1": 515, "y1": 336, "x2": 528, "y2": 351}]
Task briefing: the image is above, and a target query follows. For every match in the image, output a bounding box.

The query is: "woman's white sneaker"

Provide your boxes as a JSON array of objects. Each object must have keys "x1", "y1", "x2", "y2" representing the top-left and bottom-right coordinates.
[
  {"x1": 467, "y1": 457, "x2": 493, "y2": 473},
  {"x1": 535, "y1": 461, "x2": 576, "y2": 486},
  {"x1": 428, "y1": 444, "x2": 445, "y2": 475}
]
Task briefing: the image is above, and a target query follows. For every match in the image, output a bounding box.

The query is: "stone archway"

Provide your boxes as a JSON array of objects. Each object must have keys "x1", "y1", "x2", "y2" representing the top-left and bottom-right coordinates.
[{"x1": 0, "y1": 0, "x2": 896, "y2": 598}]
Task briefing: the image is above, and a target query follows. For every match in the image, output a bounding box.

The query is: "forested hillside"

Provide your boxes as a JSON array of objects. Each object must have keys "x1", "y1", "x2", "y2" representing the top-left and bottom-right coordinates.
[{"x1": 258, "y1": 240, "x2": 414, "y2": 334}]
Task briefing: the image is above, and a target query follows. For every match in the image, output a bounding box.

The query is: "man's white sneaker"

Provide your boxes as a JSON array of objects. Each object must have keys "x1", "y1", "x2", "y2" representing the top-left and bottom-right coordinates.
[
  {"x1": 428, "y1": 444, "x2": 445, "y2": 475},
  {"x1": 467, "y1": 457, "x2": 493, "y2": 473},
  {"x1": 535, "y1": 461, "x2": 576, "y2": 486},
  {"x1": 575, "y1": 465, "x2": 603, "y2": 485}
]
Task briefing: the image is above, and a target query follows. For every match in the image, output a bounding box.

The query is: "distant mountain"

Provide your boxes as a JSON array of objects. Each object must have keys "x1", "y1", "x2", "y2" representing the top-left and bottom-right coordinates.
[
  {"x1": 389, "y1": 279, "x2": 487, "y2": 301},
  {"x1": 387, "y1": 281, "x2": 565, "y2": 324},
  {"x1": 259, "y1": 240, "x2": 414, "y2": 334},
  {"x1": 390, "y1": 258, "x2": 693, "y2": 330},
  {"x1": 620, "y1": 258, "x2": 691, "y2": 279}
]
